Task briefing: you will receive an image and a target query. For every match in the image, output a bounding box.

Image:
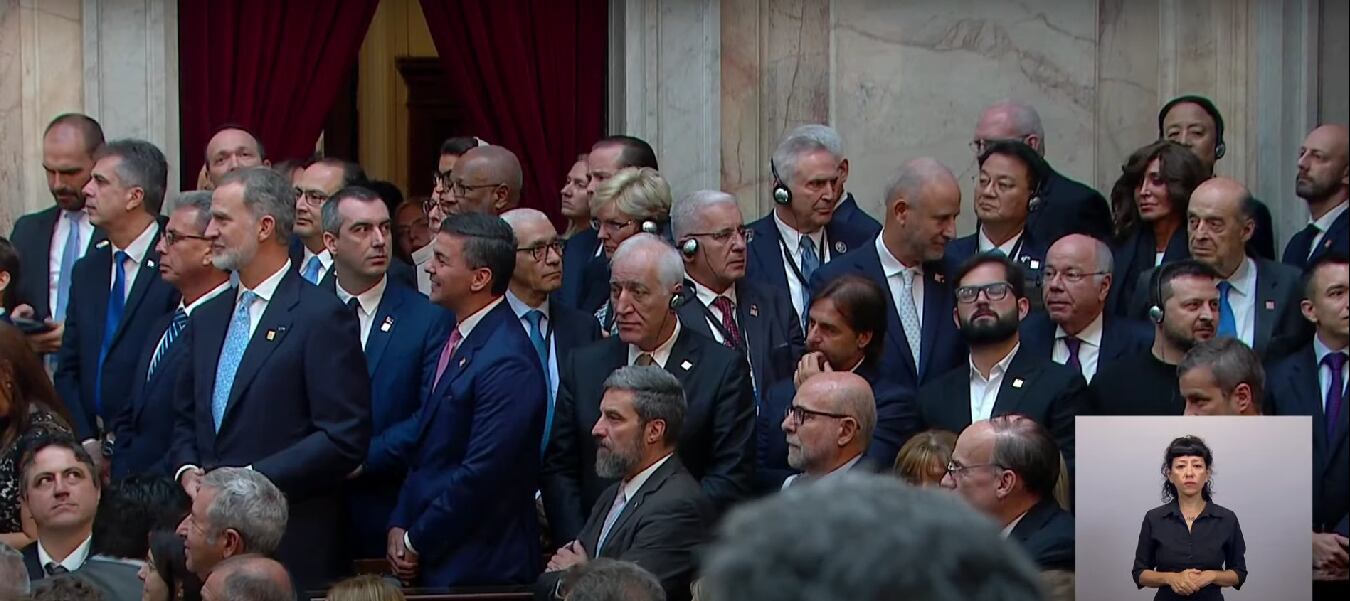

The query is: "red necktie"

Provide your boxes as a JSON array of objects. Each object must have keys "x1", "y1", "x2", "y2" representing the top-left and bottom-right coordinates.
[
  {"x1": 711, "y1": 296, "x2": 744, "y2": 349},
  {"x1": 433, "y1": 328, "x2": 463, "y2": 387}
]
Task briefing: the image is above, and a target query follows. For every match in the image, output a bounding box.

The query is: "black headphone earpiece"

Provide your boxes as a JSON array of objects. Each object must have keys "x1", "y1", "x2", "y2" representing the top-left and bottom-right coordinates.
[
  {"x1": 679, "y1": 238, "x2": 699, "y2": 257},
  {"x1": 1028, "y1": 195, "x2": 1042, "y2": 213},
  {"x1": 1148, "y1": 262, "x2": 1175, "y2": 324},
  {"x1": 770, "y1": 160, "x2": 792, "y2": 207}
]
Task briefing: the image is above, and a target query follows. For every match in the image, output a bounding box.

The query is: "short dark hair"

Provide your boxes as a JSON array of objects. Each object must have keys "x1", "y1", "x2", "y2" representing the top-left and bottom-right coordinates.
[
  {"x1": 1109, "y1": 140, "x2": 1208, "y2": 241},
  {"x1": 310, "y1": 157, "x2": 367, "y2": 189},
  {"x1": 977, "y1": 140, "x2": 1048, "y2": 194},
  {"x1": 594, "y1": 135, "x2": 659, "y2": 170},
  {"x1": 44, "y1": 113, "x2": 106, "y2": 155},
  {"x1": 987, "y1": 415, "x2": 1060, "y2": 499},
  {"x1": 1302, "y1": 252, "x2": 1349, "y2": 299},
  {"x1": 94, "y1": 138, "x2": 170, "y2": 215},
  {"x1": 811, "y1": 275, "x2": 888, "y2": 366},
  {"x1": 1154, "y1": 259, "x2": 1224, "y2": 309},
  {"x1": 18, "y1": 433, "x2": 100, "y2": 497},
  {"x1": 953, "y1": 252, "x2": 1027, "y2": 300},
  {"x1": 602, "y1": 366, "x2": 688, "y2": 445},
  {"x1": 440, "y1": 136, "x2": 481, "y2": 156},
  {"x1": 321, "y1": 186, "x2": 385, "y2": 235},
  {"x1": 1158, "y1": 95, "x2": 1225, "y2": 144},
  {"x1": 1177, "y1": 337, "x2": 1266, "y2": 403},
  {"x1": 148, "y1": 527, "x2": 202, "y2": 601},
  {"x1": 0, "y1": 236, "x2": 22, "y2": 312},
  {"x1": 92, "y1": 475, "x2": 190, "y2": 559},
  {"x1": 438, "y1": 213, "x2": 517, "y2": 296},
  {"x1": 1161, "y1": 435, "x2": 1214, "y2": 502}
]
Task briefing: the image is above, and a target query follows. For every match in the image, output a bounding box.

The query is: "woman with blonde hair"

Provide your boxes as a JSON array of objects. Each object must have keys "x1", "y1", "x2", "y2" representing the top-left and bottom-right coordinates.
[
  {"x1": 326, "y1": 574, "x2": 406, "y2": 601},
  {"x1": 893, "y1": 429, "x2": 957, "y2": 487},
  {"x1": 589, "y1": 167, "x2": 673, "y2": 333}
]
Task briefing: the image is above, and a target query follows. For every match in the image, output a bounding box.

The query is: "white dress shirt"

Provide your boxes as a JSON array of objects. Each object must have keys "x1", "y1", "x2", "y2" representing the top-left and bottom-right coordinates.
[
  {"x1": 505, "y1": 291, "x2": 560, "y2": 403},
  {"x1": 627, "y1": 321, "x2": 682, "y2": 368},
  {"x1": 774, "y1": 210, "x2": 830, "y2": 321},
  {"x1": 236, "y1": 260, "x2": 292, "y2": 338},
  {"x1": 1001, "y1": 510, "x2": 1029, "y2": 538},
  {"x1": 690, "y1": 278, "x2": 739, "y2": 346},
  {"x1": 1221, "y1": 257, "x2": 1258, "y2": 347},
  {"x1": 412, "y1": 242, "x2": 434, "y2": 295},
  {"x1": 969, "y1": 344, "x2": 1020, "y2": 423},
  {"x1": 1314, "y1": 335, "x2": 1350, "y2": 412},
  {"x1": 1052, "y1": 313, "x2": 1104, "y2": 383},
  {"x1": 977, "y1": 228, "x2": 1024, "y2": 257},
  {"x1": 37, "y1": 534, "x2": 92, "y2": 572},
  {"x1": 48, "y1": 209, "x2": 96, "y2": 308},
  {"x1": 301, "y1": 247, "x2": 334, "y2": 282},
  {"x1": 108, "y1": 221, "x2": 161, "y2": 300},
  {"x1": 1308, "y1": 200, "x2": 1349, "y2": 256},
  {"x1": 336, "y1": 275, "x2": 388, "y2": 347},
  {"x1": 875, "y1": 233, "x2": 925, "y2": 326}
]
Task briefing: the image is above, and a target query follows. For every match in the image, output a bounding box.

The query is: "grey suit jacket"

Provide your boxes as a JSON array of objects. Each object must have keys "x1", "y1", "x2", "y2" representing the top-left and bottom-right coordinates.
[{"x1": 74, "y1": 557, "x2": 143, "y2": 601}]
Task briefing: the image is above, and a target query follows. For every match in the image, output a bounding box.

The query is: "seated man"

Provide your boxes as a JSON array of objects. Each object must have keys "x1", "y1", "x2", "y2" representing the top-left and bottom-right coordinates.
[
  {"x1": 17, "y1": 435, "x2": 102, "y2": 582},
  {"x1": 1178, "y1": 337, "x2": 1264, "y2": 416},
  {"x1": 176, "y1": 468, "x2": 288, "y2": 584},
  {"x1": 942, "y1": 415, "x2": 1074, "y2": 600},
  {"x1": 200, "y1": 554, "x2": 293, "y2": 601},
  {"x1": 780, "y1": 372, "x2": 877, "y2": 488},
  {"x1": 537, "y1": 366, "x2": 712, "y2": 601}
]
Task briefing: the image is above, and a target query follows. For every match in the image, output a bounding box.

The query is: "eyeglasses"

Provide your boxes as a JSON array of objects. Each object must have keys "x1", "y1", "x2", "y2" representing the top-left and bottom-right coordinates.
[
  {"x1": 945, "y1": 460, "x2": 1005, "y2": 477},
  {"x1": 969, "y1": 137, "x2": 1023, "y2": 155},
  {"x1": 955, "y1": 282, "x2": 1013, "y2": 304},
  {"x1": 432, "y1": 170, "x2": 453, "y2": 190},
  {"x1": 450, "y1": 180, "x2": 502, "y2": 198},
  {"x1": 162, "y1": 230, "x2": 209, "y2": 246},
  {"x1": 518, "y1": 240, "x2": 564, "y2": 262},
  {"x1": 1042, "y1": 268, "x2": 1109, "y2": 284},
  {"x1": 686, "y1": 226, "x2": 754, "y2": 244},
  {"x1": 295, "y1": 188, "x2": 331, "y2": 207},
  {"x1": 591, "y1": 218, "x2": 636, "y2": 233},
  {"x1": 783, "y1": 404, "x2": 851, "y2": 426}
]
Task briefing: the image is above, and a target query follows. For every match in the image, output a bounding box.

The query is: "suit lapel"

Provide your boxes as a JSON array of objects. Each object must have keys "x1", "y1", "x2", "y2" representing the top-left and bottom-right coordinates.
[
  {"x1": 992, "y1": 349, "x2": 1038, "y2": 417},
  {"x1": 363, "y1": 285, "x2": 403, "y2": 376},
  {"x1": 750, "y1": 219, "x2": 790, "y2": 291},
  {"x1": 86, "y1": 244, "x2": 114, "y2": 336},
  {"x1": 1252, "y1": 260, "x2": 1280, "y2": 354},
  {"x1": 665, "y1": 327, "x2": 701, "y2": 383},
  {"x1": 222, "y1": 275, "x2": 298, "y2": 419},
  {"x1": 918, "y1": 265, "x2": 947, "y2": 380},
  {"x1": 194, "y1": 291, "x2": 235, "y2": 404},
  {"x1": 599, "y1": 458, "x2": 678, "y2": 554},
  {"x1": 1289, "y1": 354, "x2": 1330, "y2": 473},
  {"x1": 736, "y1": 282, "x2": 769, "y2": 369}
]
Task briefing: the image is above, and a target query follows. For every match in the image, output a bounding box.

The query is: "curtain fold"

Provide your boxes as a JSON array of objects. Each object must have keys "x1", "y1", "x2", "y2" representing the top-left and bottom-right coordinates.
[
  {"x1": 419, "y1": 0, "x2": 607, "y2": 224},
  {"x1": 179, "y1": 0, "x2": 380, "y2": 184}
]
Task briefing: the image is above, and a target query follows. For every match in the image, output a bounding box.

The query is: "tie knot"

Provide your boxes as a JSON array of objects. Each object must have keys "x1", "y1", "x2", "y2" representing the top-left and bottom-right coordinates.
[
  {"x1": 45, "y1": 562, "x2": 69, "y2": 575},
  {"x1": 239, "y1": 290, "x2": 259, "y2": 307},
  {"x1": 347, "y1": 296, "x2": 360, "y2": 311},
  {"x1": 525, "y1": 309, "x2": 545, "y2": 328},
  {"x1": 711, "y1": 295, "x2": 733, "y2": 312},
  {"x1": 1325, "y1": 352, "x2": 1348, "y2": 372},
  {"x1": 64, "y1": 211, "x2": 81, "y2": 224},
  {"x1": 1217, "y1": 280, "x2": 1232, "y2": 294},
  {"x1": 635, "y1": 353, "x2": 655, "y2": 367},
  {"x1": 448, "y1": 327, "x2": 463, "y2": 345},
  {"x1": 173, "y1": 306, "x2": 188, "y2": 323},
  {"x1": 114, "y1": 250, "x2": 130, "y2": 264}
]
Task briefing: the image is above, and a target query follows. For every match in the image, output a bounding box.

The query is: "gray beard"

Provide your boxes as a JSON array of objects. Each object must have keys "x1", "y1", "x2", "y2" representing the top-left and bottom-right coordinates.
[{"x1": 595, "y1": 446, "x2": 639, "y2": 480}]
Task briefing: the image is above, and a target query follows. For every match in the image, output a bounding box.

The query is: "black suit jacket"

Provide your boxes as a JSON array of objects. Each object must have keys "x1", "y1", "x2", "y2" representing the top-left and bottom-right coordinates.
[
  {"x1": 54, "y1": 234, "x2": 180, "y2": 440},
  {"x1": 541, "y1": 326, "x2": 756, "y2": 542},
  {"x1": 1283, "y1": 208, "x2": 1349, "y2": 271},
  {"x1": 916, "y1": 347, "x2": 1086, "y2": 471},
  {"x1": 22, "y1": 543, "x2": 42, "y2": 582},
  {"x1": 1266, "y1": 346, "x2": 1349, "y2": 535},
  {"x1": 674, "y1": 278, "x2": 804, "y2": 396},
  {"x1": 111, "y1": 305, "x2": 199, "y2": 479},
  {"x1": 1017, "y1": 311, "x2": 1154, "y2": 380},
  {"x1": 9, "y1": 206, "x2": 107, "y2": 319},
  {"x1": 1030, "y1": 168, "x2": 1113, "y2": 245},
  {"x1": 743, "y1": 194, "x2": 881, "y2": 299},
  {"x1": 558, "y1": 228, "x2": 607, "y2": 313},
  {"x1": 1009, "y1": 498, "x2": 1075, "y2": 571},
  {"x1": 536, "y1": 456, "x2": 712, "y2": 601},
  {"x1": 170, "y1": 268, "x2": 371, "y2": 590},
  {"x1": 1107, "y1": 226, "x2": 1189, "y2": 318}
]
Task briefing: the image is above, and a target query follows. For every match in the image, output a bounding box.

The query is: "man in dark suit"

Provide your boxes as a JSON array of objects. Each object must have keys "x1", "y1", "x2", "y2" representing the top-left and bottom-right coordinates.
[
  {"x1": 502, "y1": 208, "x2": 602, "y2": 452},
  {"x1": 110, "y1": 191, "x2": 229, "y2": 479},
  {"x1": 971, "y1": 101, "x2": 1111, "y2": 244},
  {"x1": 916, "y1": 253, "x2": 1085, "y2": 471},
  {"x1": 54, "y1": 139, "x2": 179, "y2": 453},
  {"x1": 1020, "y1": 234, "x2": 1153, "y2": 383},
  {"x1": 1266, "y1": 254, "x2": 1349, "y2": 597},
  {"x1": 1127, "y1": 177, "x2": 1308, "y2": 358},
  {"x1": 385, "y1": 212, "x2": 547, "y2": 586},
  {"x1": 542, "y1": 234, "x2": 756, "y2": 543},
  {"x1": 671, "y1": 189, "x2": 804, "y2": 396},
  {"x1": 1177, "y1": 337, "x2": 1265, "y2": 416},
  {"x1": 413, "y1": 136, "x2": 483, "y2": 295},
  {"x1": 757, "y1": 275, "x2": 919, "y2": 491},
  {"x1": 176, "y1": 468, "x2": 287, "y2": 585},
  {"x1": 290, "y1": 158, "x2": 366, "y2": 284},
  {"x1": 777, "y1": 372, "x2": 879, "y2": 488},
  {"x1": 810, "y1": 157, "x2": 966, "y2": 400},
  {"x1": 170, "y1": 166, "x2": 370, "y2": 591},
  {"x1": 537, "y1": 366, "x2": 712, "y2": 601},
  {"x1": 1284, "y1": 125, "x2": 1348, "y2": 271},
  {"x1": 17, "y1": 437, "x2": 101, "y2": 582},
  {"x1": 942, "y1": 416, "x2": 1074, "y2": 592},
  {"x1": 558, "y1": 135, "x2": 659, "y2": 314},
  {"x1": 319, "y1": 186, "x2": 453, "y2": 559},
  {"x1": 746, "y1": 125, "x2": 881, "y2": 328}
]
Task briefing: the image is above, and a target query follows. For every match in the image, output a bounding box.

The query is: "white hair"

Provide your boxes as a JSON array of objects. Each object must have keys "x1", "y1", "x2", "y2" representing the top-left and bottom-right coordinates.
[
  {"x1": 983, "y1": 100, "x2": 1046, "y2": 152},
  {"x1": 772, "y1": 124, "x2": 845, "y2": 187},
  {"x1": 612, "y1": 233, "x2": 684, "y2": 289},
  {"x1": 671, "y1": 189, "x2": 739, "y2": 240}
]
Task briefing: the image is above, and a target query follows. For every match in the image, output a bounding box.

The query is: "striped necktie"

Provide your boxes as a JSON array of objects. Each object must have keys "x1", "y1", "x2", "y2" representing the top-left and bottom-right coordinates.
[{"x1": 147, "y1": 307, "x2": 189, "y2": 379}]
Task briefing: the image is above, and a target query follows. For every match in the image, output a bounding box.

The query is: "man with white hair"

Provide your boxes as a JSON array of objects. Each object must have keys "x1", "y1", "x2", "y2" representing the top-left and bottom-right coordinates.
[
  {"x1": 972, "y1": 100, "x2": 1112, "y2": 245},
  {"x1": 543, "y1": 234, "x2": 756, "y2": 543},
  {"x1": 746, "y1": 125, "x2": 882, "y2": 327},
  {"x1": 671, "y1": 190, "x2": 803, "y2": 396}
]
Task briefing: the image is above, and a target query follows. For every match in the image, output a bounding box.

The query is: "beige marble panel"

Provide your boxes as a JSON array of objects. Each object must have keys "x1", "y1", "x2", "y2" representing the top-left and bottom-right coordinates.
[
  {"x1": 1095, "y1": 0, "x2": 1160, "y2": 196},
  {"x1": 1, "y1": 0, "x2": 22, "y2": 231}
]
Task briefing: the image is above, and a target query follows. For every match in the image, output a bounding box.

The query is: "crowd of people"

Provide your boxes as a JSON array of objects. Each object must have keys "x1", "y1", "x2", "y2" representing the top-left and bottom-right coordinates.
[{"x1": 0, "y1": 93, "x2": 1345, "y2": 601}]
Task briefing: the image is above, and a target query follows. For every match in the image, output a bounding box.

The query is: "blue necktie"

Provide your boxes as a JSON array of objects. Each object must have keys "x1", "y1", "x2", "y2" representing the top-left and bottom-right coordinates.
[
  {"x1": 54, "y1": 212, "x2": 82, "y2": 321},
  {"x1": 525, "y1": 310, "x2": 553, "y2": 453},
  {"x1": 212, "y1": 291, "x2": 258, "y2": 431},
  {"x1": 301, "y1": 255, "x2": 323, "y2": 284},
  {"x1": 1217, "y1": 281, "x2": 1237, "y2": 338},
  {"x1": 147, "y1": 308, "x2": 188, "y2": 380},
  {"x1": 94, "y1": 251, "x2": 129, "y2": 419}
]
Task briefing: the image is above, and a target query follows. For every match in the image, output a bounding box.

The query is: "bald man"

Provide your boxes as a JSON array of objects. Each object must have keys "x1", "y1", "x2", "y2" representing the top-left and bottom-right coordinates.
[
  {"x1": 204, "y1": 127, "x2": 267, "y2": 187},
  {"x1": 445, "y1": 145, "x2": 523, "y2": 216},
  {"x1": 779, "y1": 372, "x2": 878, "y2": 487},
  {"x1": 501, "y1": 208, "x2": 602, "y2": 452},
  {"x1": 810, "y1": 157, "x2": 967, "y2": 396},
  {"x1": 972, "y1": 101, "x2": 1111, "y2": 244},
  {"x1": 1129, "y1": 177, "x2": 1308, "y2": 358},
  {"x1": 200, "y1": 554, "x2": 293, "y2": 601},
  {"x1": 1285, "y1": 124, "x2": 1349, "y2": 270}
]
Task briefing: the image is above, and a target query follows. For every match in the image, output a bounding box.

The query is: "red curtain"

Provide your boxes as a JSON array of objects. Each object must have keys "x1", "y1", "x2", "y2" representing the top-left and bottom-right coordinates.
[
  {"x1": 419, "y1": 0, "x2": 607, "y2": 225},
  {"x1": 178, "y1": 0, "x2": 380, "y2": 184}
]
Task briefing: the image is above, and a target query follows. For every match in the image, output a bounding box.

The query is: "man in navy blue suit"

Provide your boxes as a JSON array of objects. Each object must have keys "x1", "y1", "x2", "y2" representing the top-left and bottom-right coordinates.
[
  {"x1": 671, "y1": 190, "x2": 804, "y2": 397},
  {"x1": 55, "y1": 139, "x2": 179, "y2": 460},
  {"x1": 320, "y1": 186, "x2": 452, "y2": 559},
  {"x1": 1266, "y1": 254, "x2": 1349, "y2": 597},
  {"x1": 291, "y1": 158, "x2": 366, "y2": 284},
  {"x1": 385, "y1": 212, "x2": 547, "y2": 586},
  {"x1": 810, "y1": 157, "x2": 966, "y2": 397},
  {"x1": 110, "y1": 190, "x2": 229, "y2": 479},
  {"x1": 1284, "y1": 125, "x2": 1348, "y2": 271},
  {"x1": 170, "y1": 166, "x2": 370, "y2": 592},
  {"x1": 746, "y1": 125, "x2": 881, "y2": 327},
  {"x1": 501, "y1": 208, "x2": 602, "y2": 453},
  {"x1": 1020, "y1": 234, "x2": 1153, "y2": 383}
]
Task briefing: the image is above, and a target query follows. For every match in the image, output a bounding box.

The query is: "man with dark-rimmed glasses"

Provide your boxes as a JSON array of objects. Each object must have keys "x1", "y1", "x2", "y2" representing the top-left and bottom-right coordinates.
[
  {"x1": 778, "y1": 371, "x2": 876, "y2": 488},
  {"x1": 291, "y1": 158, "x2": 366, "y2": 284}
]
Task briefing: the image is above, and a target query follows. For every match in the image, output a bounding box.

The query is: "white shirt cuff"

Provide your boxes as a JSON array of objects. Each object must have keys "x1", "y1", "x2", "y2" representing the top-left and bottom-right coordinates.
[
  {"x1": 404, "y1": 531, "x2": 417, "y2": 555},
  {"x1": 174, "y1": 465, "x2": 200, "y2": 482}
]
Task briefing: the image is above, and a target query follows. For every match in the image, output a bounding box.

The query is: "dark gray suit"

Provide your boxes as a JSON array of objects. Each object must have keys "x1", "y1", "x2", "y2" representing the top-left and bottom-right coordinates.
[{"x1": 74, "y1": 557, "x2": 142, "y2": 601}]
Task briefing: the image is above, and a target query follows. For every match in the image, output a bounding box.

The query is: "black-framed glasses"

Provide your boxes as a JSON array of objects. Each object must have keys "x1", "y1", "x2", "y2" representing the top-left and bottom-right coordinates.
[
  {"x1": 686, "y1": 226, "x2": 754, "y2": 244},
  {"x1": 969, "y1": 137, "x2": 1024, "y2": 155},
  {"x1": 450, "y1": 180, "x2": 502, "y2": 197},
  {"x1": 518, "y1": 240, "x2": 564, "y2": 262},
  {"x1": 295, "y1": 188, "x2": 331, "y2": 207},
  {"x1": 162, "y1": 230, "x2": 209, "y2": 246},
  {"x1": 1042, "y1": 268, "x2": 1109, "y2": 284},
  {"x1": 945, "y1": 460, "x2": 1005, "y2": 477},
  {"x1": 591, "y1": 218, "x2": 636, "y2": 233},
  {"x1": 783, "y1": 404, "x2": 851, "y2": 426},
  {"x1": 955, "y1": 282, "x2": 1012, "y2": 304}
]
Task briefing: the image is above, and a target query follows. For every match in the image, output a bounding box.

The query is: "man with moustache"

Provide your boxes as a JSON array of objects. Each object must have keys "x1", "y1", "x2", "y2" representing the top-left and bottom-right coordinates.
[
  {"x1": 1284, "y1": 125, "x2": 1349, "y2": 271},
  {"x1": 778, "y1": 372, "x2": 878, "y2": 488},
  {"x1": 1092, "y1": 260, "x2": 1221, "y2": 415}
]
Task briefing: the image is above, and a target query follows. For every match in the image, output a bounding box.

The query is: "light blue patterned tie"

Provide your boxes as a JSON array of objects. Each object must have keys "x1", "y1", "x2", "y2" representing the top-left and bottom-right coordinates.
[
  {"x1": 896, "y1": 267, "x2": 923, "y2": 374},
  {"x1": 212, "y1": 291, "x2": 257, "y2": 431},
  {"x1": 1216, "y1": 281, "x2": 1237, "y2": 338},
  {"x1": 54, "y1": 212, "x2": 82, "y2": 321},
  {"x1": 94, "y1": 251, "x2": 129, "y2": 418},
  {"x1": 301, "y1": 255, "x2": 323, "y2": 284},
  {"x1": 525, "y1": 310, "x2": 553, "y2": 453},
  {"x1": 147, "y1": 308, "x2": 188, "y2": 380},
  {"x1": 596, "y1": 489, "x2": 628, "y2": 551}
]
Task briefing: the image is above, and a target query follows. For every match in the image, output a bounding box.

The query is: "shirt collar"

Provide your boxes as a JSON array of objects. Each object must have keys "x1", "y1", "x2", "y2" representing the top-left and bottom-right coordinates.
[
  {"x1": 239, "y1": 260, "x2": 292, "y2": 304},
  {"x1": 37, "y1": 534, "x2": 93, "y2": 571},
  {"x1": 1055, "y1": 312, "x2": 1104, "y2": 347},
  {"x1": 1225, "y1": 257, "x2": 1257, "y2": 297},
  {"x1": 1310, "y1": 200, "x2": 1349, "y2": 231},
  {"x1": 1163, "y1": 500, "x2": 1217, "y2": 521},
  {"x1": 970, "y1": 343, "x2": 1021, "y2": 382},
  {"x1": 773, "y1": 209, "x2": 823, "y2": 250},
  {"x1": 183, "y1": 281, "x2": 232, "y2": 316},
  {"x1": 454, "y1": 296, "x2": 506, "y2": 340},
  {"x1": 505, "y1": 289, "x2": 551, "y2": 320},
  {"x1": 875, "y1": 232, "x2": 920, "y2": 278},
  {"x1": 302, "y1": 247, "x2": 333, "y2": 269},
  {"x1": 619, "y1": 453, "x2": 674, "y2": 503},
  {"x1": 1314, "y1": 334, "x2": 1348, "y2": 365},
  {"x1": 412, "y1": 242, "x2": 435, "y2": 265},
  {"x1": 114, "y1": 221, "x2": 161, "y2": 265},
  {"x1": 691, "y1": 277, "x2": 737, "y2": 308},
  {"x1": 337, "y1": 274, "x2": 388, "y2": 316},
  {"x1": 977, "y1": 228, "x2": 1023, "y2": 255},
  {"x1": 628, "y1": 320, "x2": 683, "y2": 368},
  {"x1": 1001, "y1": 509, "x2": 1030, "y2": 538}
]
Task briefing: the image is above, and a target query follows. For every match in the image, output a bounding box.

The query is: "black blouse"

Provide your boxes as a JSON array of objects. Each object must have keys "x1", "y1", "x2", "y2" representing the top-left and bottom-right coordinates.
[{"x1": 1132, "y1": 501, "x2": 1248, "y2": 601}]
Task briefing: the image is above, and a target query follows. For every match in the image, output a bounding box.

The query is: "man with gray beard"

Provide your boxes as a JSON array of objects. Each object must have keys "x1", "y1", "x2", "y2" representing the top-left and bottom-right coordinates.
[{"x1": 537, "y1": 366, "x2": 712, "y2": 601}]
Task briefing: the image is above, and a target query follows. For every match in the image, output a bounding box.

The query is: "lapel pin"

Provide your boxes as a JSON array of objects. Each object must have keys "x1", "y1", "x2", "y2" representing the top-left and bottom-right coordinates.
[
  {"x1": 266, "y1": 330, "x2": 276, "y2": 341},
  {"x1": 146, "y1": 259, "x2": 156, "y2": 268},
  {"x1": 749, "y1": 304, "x2": 759, "y2": 317},
  {"x1": 1265, "y1": 300, "x2": 1275, "y2": 310},
  {"x1": 1028, "y1": 259, "x2": 1040, "y2": 270},
  {"x1": 680, "y1": 360, "x2": 693, "y2": 371},
  {"x1": 835, "y1": 241, "x2": 847, "y2": 254},
  {"x1": 1012, "y1": 378, "x2": 1024, "y2": 389},
  {"x1": 380, "y1": 317, "x2": 393, "y2": 332},
  {"x1": 458, "y1": 357, "x2": 467, "y2": 368},
  {"x1": 1324, "y1": 239, "x2": 1334, "y2": 248},
  {"x1": 934, "y1": 273, "x2": 944, "y2": 284},
  {"x1": 96, "y1": 240, "x2": 110, "y2": 249}
]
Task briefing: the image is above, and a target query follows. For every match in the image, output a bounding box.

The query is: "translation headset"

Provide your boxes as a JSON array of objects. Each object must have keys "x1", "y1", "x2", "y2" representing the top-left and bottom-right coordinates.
[
  {"x1": 770, "y1": 160, "x2": 793, "y2": 207},
  {"x1": 1147, "y1": 261, "x2": 1185, "y2": 324},
  {"x1": 1157, "y1": 95, "x2": 1226, "y2": 160}
]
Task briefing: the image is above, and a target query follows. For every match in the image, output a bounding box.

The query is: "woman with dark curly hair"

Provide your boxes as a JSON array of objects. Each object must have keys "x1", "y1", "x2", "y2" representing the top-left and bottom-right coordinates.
[
  {"x1": 1132, "y1": 435, "x2": 1247, "y2": 600},
  {"x1": 0, "y1": 324, "x2": 73, "y2": 550}
]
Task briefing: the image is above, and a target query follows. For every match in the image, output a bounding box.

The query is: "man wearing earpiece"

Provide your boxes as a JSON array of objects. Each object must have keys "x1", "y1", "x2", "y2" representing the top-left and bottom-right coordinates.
[
  {"x1": 542, "y1": 234, "x2": 756, "y2": 544},
  {"x1": 745, "y1": 125, "x2": 881, "y2": 328},
  {"x1": 670, "y1": 190, "x2": 804, "y2": 398},
  {"x1": 1090, "y1": 259, "x2": 1221, "y2": 415}
]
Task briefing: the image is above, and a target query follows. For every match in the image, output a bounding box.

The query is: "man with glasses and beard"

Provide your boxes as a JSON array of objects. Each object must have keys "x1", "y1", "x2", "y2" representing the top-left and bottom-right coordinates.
[{"x1": 915, "y1": 253, "x2": 1085, "y2": 473}]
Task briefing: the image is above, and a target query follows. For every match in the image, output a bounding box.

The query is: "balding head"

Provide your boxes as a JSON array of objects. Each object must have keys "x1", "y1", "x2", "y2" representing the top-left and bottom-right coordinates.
[
  {"x1": 1296, "y1": 124, "x2": 1349, "y2": 205},
  {"x1": 502, "y1": 208, "x2": 563, "y2": 298},
  {"x1": 452, "y1": 145, "x2": 523, "y2": 215},
  {"x1": 975, "y1": 100, "x2": 1046, "y2": 155},
  {"x1": 1187, "y1": 177, "x2": 1255, "y2": 276},
  {"x1": 782, "y1": 372, "x2": 876, "y2": 477},
  {"x1": 202, "y1": 554, "x2": 292, "y2": 601},
  {"x1": 1043, "y1": 233, "x2": 1114, "y2": 333},
  {"x1": 882, "y1": 158, "x2": 961, "y2": 265},
  {"x1": 205, "y1": 127, "x2": 266, "y2": 186}
]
